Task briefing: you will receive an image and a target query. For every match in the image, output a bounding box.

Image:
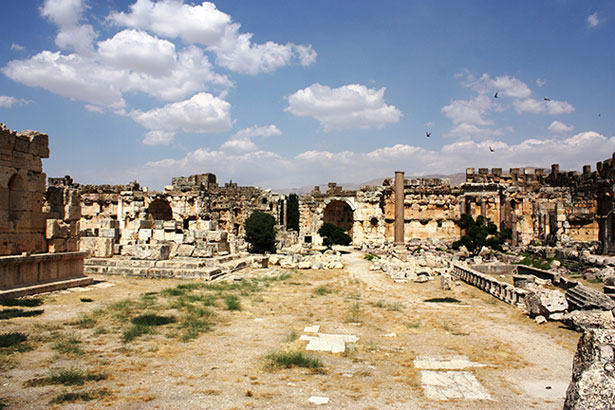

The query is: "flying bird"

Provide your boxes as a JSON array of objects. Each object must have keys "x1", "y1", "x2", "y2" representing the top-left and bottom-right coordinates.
[
  {"x1": 494, "y1": 92, "x2": 499, "y2": 98},
  {"x1": 489, "y1": 146, "x2": 495, "y2": 152},
  {"x1": 544, "y1": 97, "x2": 551, "y2": 101},
  {"x1": 426, "y1": 132, "x2": 431, "y2": 138}
]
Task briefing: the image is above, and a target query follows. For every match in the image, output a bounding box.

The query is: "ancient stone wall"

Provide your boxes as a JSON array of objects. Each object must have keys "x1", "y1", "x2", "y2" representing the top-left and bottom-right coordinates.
[
  {"x1": 78, "y1": 173, "x2": 284, "y2": 258},
  {"x1": 0, "y1": 123, "x2": 49, "y2": 255}
]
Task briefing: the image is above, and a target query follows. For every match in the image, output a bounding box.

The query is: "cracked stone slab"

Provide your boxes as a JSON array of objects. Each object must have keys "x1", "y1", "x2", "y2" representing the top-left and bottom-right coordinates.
[
  {"x1": 420, "y1": 370, "x2": 491, "y2": 400},
  {"x1": 414, "y1": 355, "x2": 486, "y2": 370},
  {"x1": 304, "y1": 325, "x2": 320, "y2": 333},
  {"x1": 299, "y1": 333, "x2": 359, "y2": 353}
]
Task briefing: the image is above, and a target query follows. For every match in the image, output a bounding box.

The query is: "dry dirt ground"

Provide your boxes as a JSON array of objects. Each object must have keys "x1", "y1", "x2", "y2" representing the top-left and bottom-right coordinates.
[{"x1": 1, "y1": 250, "x2": 580, "y2": 409}]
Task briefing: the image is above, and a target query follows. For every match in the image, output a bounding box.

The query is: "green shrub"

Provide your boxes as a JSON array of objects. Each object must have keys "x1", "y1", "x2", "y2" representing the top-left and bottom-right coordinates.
[
  {"x1": 265, "y1": 351, "x2": 322, "y2": 369},
  {"x1": 318, "y1": 223, "x2": 351, "y2": 247},
  {"x1": 0, "y1": 332, "x2": 27, "y2": 348},
  {"x1": 131, "y1": 314, "x2": 175, "y2": 326},
  {"x1": 451, "y1": 214, "x2": 511, "y2": 254},
  {"x1": 224, "y1": 295, "x2": 241, "y2": 311},
  {"x1": 244, "y1": 211, "x2": 277, "y2": 254}
]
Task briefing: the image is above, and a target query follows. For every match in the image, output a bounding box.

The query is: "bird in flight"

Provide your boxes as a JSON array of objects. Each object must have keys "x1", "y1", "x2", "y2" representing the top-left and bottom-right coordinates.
[
  {"x1": 426, "y1": 132, "x2": 431, "y2": 138},
  {"x1": 544, "y1": 97, "x2": 551, "y2": 101},
  {"x1": 494, "y1": 92, "x2": 499, "y2": 98},
  {"x1": 489, "y1": 146, "x2": 495, "y2": 152}
]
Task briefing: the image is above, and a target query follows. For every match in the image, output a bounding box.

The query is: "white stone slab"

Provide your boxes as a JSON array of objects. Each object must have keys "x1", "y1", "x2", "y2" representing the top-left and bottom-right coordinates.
[
  {"x1": 414, "y1": 355, "x2": 485, "y2": 370},
  {"x1": 420, "y1": 370, "x2": 491, "y2": 400},
  {"x1": 308, "y1": 396, "x2": 329, "y2": 405},
  {"x1": 304, "y1": 325, "x2": 320, "y2": 333},
  {"x1": 300, "y1": 333, "x2": 359, "y2": 353}
]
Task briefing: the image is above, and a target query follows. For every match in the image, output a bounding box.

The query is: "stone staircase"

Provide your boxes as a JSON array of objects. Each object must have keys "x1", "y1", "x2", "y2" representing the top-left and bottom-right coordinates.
[{"x1": 84, "y1": 253, "x2": 266, "y2": 281}]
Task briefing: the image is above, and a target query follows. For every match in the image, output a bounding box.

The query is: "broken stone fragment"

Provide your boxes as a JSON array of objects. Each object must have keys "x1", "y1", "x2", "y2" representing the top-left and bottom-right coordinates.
[
  {"x1": 561, "y1": 310, "x2": 615, "y2": 332},
  {"x1": 525, "y1": 289, "x2": 568, "y2": 317},
  {"x1": 563, "y1": 329, "x2": 615, "y2": 410}
]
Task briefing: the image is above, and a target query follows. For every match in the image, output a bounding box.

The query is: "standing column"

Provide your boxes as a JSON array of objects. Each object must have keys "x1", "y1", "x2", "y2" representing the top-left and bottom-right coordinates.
[
  {"x1": 282, "y1": 199, "x2": 288, "y2": 228},
  {"x1": 394, "y1": 171, "x2": 405, "y2": 245}
]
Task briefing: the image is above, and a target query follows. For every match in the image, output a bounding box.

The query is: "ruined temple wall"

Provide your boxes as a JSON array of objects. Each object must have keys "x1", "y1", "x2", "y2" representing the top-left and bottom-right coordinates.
[{"x1": 0, "y1": 124, "x2": 49, "y2": 255}]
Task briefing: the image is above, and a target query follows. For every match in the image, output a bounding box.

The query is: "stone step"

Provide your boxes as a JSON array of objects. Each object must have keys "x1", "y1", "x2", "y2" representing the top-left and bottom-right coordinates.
[{"x1": 566, "y1": 284, "x2": 615, "y2": 311}]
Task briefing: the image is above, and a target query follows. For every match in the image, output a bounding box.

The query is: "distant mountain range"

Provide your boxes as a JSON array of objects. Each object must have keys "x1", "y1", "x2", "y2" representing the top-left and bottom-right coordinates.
[{"x1": 274, "y1": 173, "x2": 467, "y2": 195}]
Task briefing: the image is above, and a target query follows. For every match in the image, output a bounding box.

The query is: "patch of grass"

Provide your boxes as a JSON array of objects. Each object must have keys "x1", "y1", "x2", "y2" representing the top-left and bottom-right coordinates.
[
  {"x1": 122, "y1": 325, "x2": 153, "y2": 343},
  {"x1": 406, "y1": 321, "x2": 421, "y2": 329},
  {"x1": 71, "y1": 315, "x2": 97, "y2": 329},
  {"x1": 348, "y1": 291, "x2": 361, "y2": 300},
  {"x1": 53, "y1": 335, "x2": 83, "y2": 355},
  {"x1": 28, "y1": 368, "x2": 108, "y2": 386},
  {"x1": 424, "y1": 297, "x2": 461, "y2": 303},
  {"x1": 224, "y1": 295, "x2": 241, "y2": 311},
  {"x1": 314, "y1": 286, "x2": 331, "y2": 296},
  {"x1": 387, "y1": 302, "x2": 403, "y2": 311},
  {"x1": 49, "y1": 389, "x2": 108, "y2": 404},
  {"x1": 179, "y1": 314, "x2": 212, "y2": 342},
  {"x1": 265, "y1": 351, "x2": 322, "y2": 370},
  {"x1": 364, "y1": 253, "x2": 379, "y2": 261},
  {"x1": 79, "y1": 298, "x2": 93, "y2": 303},
  {"x1": 0, "y1": 308, "x2": 44, "y2": 320},
  {"x1": 346, "y1": 302, "x2": 362, "y2": 323},
  {"x1": 0, "y1": 297, "x2": 43, "y2": 307},
  {"x1": 286, "y1": 330, "x2": 298, "y2": 342},
  {"x1": 0, "y1": 332, "x2": 27, "y2": 348},
  {"x1": 131, "y1": 314, "x2": 175, "y2": 327}
]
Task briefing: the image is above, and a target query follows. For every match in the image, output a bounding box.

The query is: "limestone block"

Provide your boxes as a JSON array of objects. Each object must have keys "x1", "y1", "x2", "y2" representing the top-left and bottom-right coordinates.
[
  {"x1": 99, "y1": 219, "x2": 119, "y2": 229},
  {"x1": 64, "y1": 205, "x2": 81, "y2": 221},
  {"x1": 80, "y1": 237, "x2": 113, "y2": 257},
  {"x1": 193, "y1": 244, "x2": 214, "y2": 258},
  {"x1": 138, "y1": 229, "x2": 152, "y2": 242},
  {"x1": 562, "y1": 310, "x2": 615, "y2": 332},
  {"x1": 564, "y1": 329, "x2": 615, "y2": 410},
  {"x1": 65, "y1": 238, "x2": 79, "y2": 252},
  {"x1": 175, "y1": 244, "x2": 195, "y2": 257},
  {"x1": 440, "y1": 273, "x2": 452, "y2": 290},
  {"x1": 99, "y1": 228, "x2": 118, "y2": 238},
  {"x1": 153, "y1": 229, "x2": 165, "y2": 241},
  {"x1": 153, "y1": 220, "x2": 164, "y2": 230},
  {"x1": 206, "y1": 231, "x2": 227, "y2": 242},
  {"x1": 136, "y1": 220, "x2": 153, "y2": 229},
  {"x1": 46, "y1": 219, "x2": 69, "y2": 239},
  {"x1": 298, "y1": 260, "x2": 312, "y2": 269},
  {"x1": 268, "y1": 255, "x2": 280, "y2": 265},
  {"x1": 121, "y1": 244, "x2": 170, "y2": 260},
  {"x1": 163, "y1": 220, "x2": 176, "y2": 231},
  {"x1": 164, "y1": 231, "x2": 175, "y2": 241},
  {"x1": 192, "y1": 229, "x2": 207, "y2": 239},
  {"x1": 48, "y1": 238, "x2": 67, "y2": 253},
  {"x1": 525, "y1": 289, "x2": 568, "y2": 317},
  {"x1": 174, "y1": 233, "x2": 184, "y2": 243}
]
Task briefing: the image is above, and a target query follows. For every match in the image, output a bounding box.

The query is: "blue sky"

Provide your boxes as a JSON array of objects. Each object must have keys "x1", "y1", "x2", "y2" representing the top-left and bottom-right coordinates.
[{"x1": 1, "y1": 0, "x2": 613, "y2": 190}]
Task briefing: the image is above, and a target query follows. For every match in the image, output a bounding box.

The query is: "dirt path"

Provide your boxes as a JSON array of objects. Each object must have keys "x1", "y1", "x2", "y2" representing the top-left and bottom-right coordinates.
[{"x1": 0, "y1": 253, "x2": 579, "y2": 409}]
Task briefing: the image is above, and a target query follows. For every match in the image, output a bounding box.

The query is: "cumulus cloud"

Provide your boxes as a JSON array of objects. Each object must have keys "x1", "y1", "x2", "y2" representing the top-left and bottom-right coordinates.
[
  {"x1": 220, "y1": 125, "x2": 281, "y2": 154},
  {"x1": 0, "y1": 95, "x2": 31, "y2": 108},
  {"x1": 137, "y1": 130, "x2": 615, "y2": 190},
  {"x1": 286, "y1": 83, "x2": 402, "y2": 131},
  {"x1": 459, "y1": 72, "x2": 531, "y2": 98},
  {"x1": 143, "y1": 130, "x2": 175, "y2": 145},
  {"x1": 548, "y1": 120, "x2": 574, "y2": 133},
  {"x1": 441, "y1": 95, "x2": 493, "y2": 126},
  {"x1": 513, "y1": 98, "x2": 575, "y2": 115},
  {"x1": 109, "y1": 0, "x2": 317, "y2": 74},
  {"x1": 130, "y1": 92, "x2": 232, "y2": 134},
  {"x1": 424, "y1": 121, "x2": 435, "y2": 127},
  {"x1": 10, "y1": 43, "x2": 24, "y2": 51},
  {"x1": 587, "y1": 12, "x2": 600, "y2": 28},
  {"x1": 536, "y1": 79, "x2": 547, "y2": 88},
  {"x1": 41, "y1": 0, "x2": 96, "y2": 54}
]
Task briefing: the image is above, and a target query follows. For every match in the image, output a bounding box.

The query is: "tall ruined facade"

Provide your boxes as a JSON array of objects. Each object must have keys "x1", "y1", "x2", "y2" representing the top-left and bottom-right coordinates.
[{"x1": 299, "y1": 153, "x2": 615, "y2": 254}]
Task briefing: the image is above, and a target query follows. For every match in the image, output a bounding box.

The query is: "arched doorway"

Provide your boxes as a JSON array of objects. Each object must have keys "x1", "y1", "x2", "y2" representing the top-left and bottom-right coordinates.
[
  {"x1": 146, "y1": 198, "x2": 173, "y2": 221},
  {"x1": 323, "y1": 200, "x2": 354, "y2": 235}
]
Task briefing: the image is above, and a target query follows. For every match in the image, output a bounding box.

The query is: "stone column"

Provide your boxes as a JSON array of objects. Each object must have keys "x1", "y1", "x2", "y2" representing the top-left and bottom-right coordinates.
[
  {"x1": 282, "y1": 199, "x2": 288, "y2": 228},
  {"x1": 394, "y1": 171, "x2": 405, "y2": 245}
]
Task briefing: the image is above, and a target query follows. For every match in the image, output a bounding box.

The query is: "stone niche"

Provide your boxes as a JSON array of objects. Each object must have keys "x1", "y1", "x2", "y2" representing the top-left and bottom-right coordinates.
[{"x1": 0, "y1": 124, "x2": 90, "y2": 298}]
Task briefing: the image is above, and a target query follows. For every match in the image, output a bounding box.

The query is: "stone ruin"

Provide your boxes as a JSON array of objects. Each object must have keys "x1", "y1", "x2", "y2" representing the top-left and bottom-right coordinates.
[{"x1": 0, "y1": 124, "x2": 91, "y2": 298}]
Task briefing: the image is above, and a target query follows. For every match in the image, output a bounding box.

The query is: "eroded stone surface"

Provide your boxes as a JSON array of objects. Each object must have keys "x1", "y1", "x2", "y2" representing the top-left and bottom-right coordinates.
[{"x1": 420, "y1": 370, "x2": 491, "y2": 400}]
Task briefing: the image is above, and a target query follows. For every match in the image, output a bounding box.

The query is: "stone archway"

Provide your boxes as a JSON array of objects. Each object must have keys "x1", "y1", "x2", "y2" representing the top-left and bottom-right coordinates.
[
  {"x1": 8, "y1": 173, "x2": 25, "y2": 221},
  {"x1": 146, "y1": 198, "x2": 173, "y2": 221},
  {"x1": 323, "y1": 200, "x2": 354, "y2": 235}
]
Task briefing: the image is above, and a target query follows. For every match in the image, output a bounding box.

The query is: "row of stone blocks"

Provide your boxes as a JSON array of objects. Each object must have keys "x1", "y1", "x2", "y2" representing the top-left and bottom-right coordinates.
[{"x1": 452, "y1": 264, "x2": 528, "y2": 306}]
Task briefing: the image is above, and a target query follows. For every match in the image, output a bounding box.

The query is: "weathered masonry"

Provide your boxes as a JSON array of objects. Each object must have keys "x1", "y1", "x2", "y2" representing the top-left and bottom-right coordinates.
[
  {"x1": 0, "y1": 123, "x2": 90, "y2": 298},
  {"x1": 299, "y1": 153, "x2": 615, "y2": 254}
]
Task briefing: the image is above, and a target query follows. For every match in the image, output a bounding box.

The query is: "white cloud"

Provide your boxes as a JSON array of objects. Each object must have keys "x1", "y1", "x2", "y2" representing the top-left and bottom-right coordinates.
[
  {"x1": 229, "y1": 125, "x2": 281, "y2": 140},
  {"x1": 286, "y1": 83, "x2": 402, "y2": 131},
  {"x1": 136, "y1": 131, "x2": 615, "y2": 190},
  {"x1": 548, "y1": 120, "x2": 574, "y2": 133},
  {"x1": 10, "y1": 43, "x2": 24, "y2": 51},
  {"x1": 459, "y1": 72, "x2": 531, "y2": 98},
  {"x1": 143, "y1": 130, "x2": 175, "y2": 145},
  {"x1": 444, "y1": 123, "x2": 503, "y2": 139},
  {"x1": 513, "y1": 98, "x2": 575, "y2": 115},
  {"x1": 587, "y1": 12, "x2": 600, "y2": 28},
  {"x1": 0, "y1": 95, "x2": 31, "y2": 108},
  {"x1": 84, "y1": 104, "x2": 104, "y2": 113},
  {"x1": 441, "y1": 94, "x2": 493, "y2": 126},
  {"x1": 131, "y1": 92, "x2": 232, "y2": 134},
  {"x1": 220, "y1": 138, "x2": 258, "y2": 154},
  {"x1": 41, "y1": 0, "x2": 96, "y2": 54},
  {"x1": 424, "y1": 121, "x2": 435, "y2": 127},
  {"x1": 109, "y1": 0, "x2": 317, "y2": 74},
  {"x1": 98, "y1": 29, "x2": 177, "y2": 77},
  {"x1": 536, "y1": 79, "x2": 547, "y2": 88}
]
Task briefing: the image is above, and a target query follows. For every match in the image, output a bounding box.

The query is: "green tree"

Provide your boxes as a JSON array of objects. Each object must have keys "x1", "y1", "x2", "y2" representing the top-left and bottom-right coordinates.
[
  {"x1": 318, "y1": 223, "x2": 352, "y2": 247},
  {"x1": 286, "y1": 194, "x2": 300, "y2": 232},
  {"x1": 244, "y1": 211, "x2": 277, "y2": 254},
  {"x1": 451, "y1": 214, "x2": 511, "y2": 254}
]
